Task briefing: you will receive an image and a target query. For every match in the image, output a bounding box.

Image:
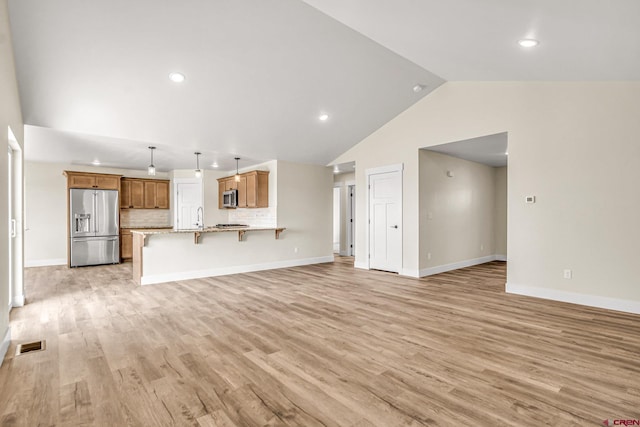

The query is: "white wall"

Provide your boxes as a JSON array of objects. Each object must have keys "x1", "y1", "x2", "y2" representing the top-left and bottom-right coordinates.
[
  {"x1": 419, "y1": 150, "x2": 498, "y2": 273},
  {"x1": 333, "y1": 81, "x2": 640, "y2": 312},
  {"x1": 1, "y1": 0, "x2": 24, "y2": 363},
  {"x1": 24, "y1": 161, "x2": 170, "y2": 266}
]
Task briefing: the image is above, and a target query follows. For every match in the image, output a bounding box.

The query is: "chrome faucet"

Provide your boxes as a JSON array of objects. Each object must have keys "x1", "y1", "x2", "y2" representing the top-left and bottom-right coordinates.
[{"x1": 195, "y1": 206, "x2": 204, "y2": 230}]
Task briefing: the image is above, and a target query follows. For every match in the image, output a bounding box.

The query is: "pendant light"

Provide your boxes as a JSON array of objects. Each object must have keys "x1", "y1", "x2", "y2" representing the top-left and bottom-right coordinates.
[
  {"x1": 147, "y1": 146, "x2": 156, "y2": 176},
  {"x1": 194, "y1": 152, "x2": 202, "y2": 178},
  {"x1": 234, "y1": 157, "x2": 241, "y2": 182}
]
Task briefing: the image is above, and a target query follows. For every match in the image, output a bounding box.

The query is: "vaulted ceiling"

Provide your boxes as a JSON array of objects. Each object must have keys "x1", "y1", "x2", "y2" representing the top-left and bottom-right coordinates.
[{"x1": 8, "y1": 0, "x2": 640, "y2": 172}]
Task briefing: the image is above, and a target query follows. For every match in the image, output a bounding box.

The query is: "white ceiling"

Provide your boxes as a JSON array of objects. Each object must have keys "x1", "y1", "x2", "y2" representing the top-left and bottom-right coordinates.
[
  {"x1": 425, "y1": 133, "x2": 508, "y2": 167},
  {"x1": 8, "y1": 1, "x2": 640, "y2": 171},
  {"x1": 302, "y1": 0, "x2": 640, "y2": 81},
  {"x1": 8, "y1": 0, "x2": 442, "y2": 170}
]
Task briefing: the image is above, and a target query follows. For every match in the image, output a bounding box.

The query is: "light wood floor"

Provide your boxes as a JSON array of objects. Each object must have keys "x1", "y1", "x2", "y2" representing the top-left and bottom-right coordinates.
[{"x1": 1, "y1": 259, "x2": 639, "y2": 426}]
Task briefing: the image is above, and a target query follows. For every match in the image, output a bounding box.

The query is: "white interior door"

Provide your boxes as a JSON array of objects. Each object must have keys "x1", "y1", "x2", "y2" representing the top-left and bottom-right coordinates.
[
  {"x1": 175, "y1": 181, "x2": 203, "y2": 230},
  {"x1": 369, "y1": 170, "x2": 402, "y2": 273}
]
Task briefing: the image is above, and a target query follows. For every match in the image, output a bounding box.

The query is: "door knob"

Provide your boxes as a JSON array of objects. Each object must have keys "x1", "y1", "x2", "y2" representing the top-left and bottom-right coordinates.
[{"x1": 390, "y1": 225, "x2": 398, "y2": 229}]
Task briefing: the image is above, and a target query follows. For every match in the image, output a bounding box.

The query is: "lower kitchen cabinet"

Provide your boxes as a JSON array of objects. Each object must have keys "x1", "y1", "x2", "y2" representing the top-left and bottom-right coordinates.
[{"x1": 120, "y1": 230, "x2": 133, "y2": 260}]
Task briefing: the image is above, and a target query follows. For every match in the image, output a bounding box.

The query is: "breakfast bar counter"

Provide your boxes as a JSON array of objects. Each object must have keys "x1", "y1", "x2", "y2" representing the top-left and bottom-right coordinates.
[{"x1": 131, "y1": 226, "x2": 290, "y2": 285}]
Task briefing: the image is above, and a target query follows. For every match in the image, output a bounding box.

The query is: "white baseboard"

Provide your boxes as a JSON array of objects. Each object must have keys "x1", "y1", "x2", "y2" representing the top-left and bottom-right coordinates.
[
  {"x1": 506, "y1": 283, "x2": 640, "y2": 315},
  {"x1": 495, "y1": 254, "x2": 507, "y2": 262},
  {"x1": 354, "y1": 260, "x2": 368, "y2": 270},
  {"x1": 0, "y1": 327, "x2": 10, "y2": 368},
  {"x1": 401, "y1": 268, "x2": 420, "y2": 278},
  {"x1": 141, "y1": 255, "x2": 335, "y2": 285},
  {"x1": 12, "y1": 294, "x2": 24, "y2": 307},
  {"x1": 338, "y1": 250, "x2": 350, "y2": 257},
  {"x1": 25, "y1": 258, "x2": 66, "y2": 268},
  {"x1": 419, "y1": 255, "x2": 500, "y2": 277}
]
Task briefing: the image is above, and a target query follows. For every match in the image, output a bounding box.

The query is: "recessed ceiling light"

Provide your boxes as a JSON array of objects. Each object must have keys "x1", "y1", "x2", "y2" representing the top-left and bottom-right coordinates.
[
  {"x1": 91, "y1": 160, "x2": 101, "y2": 166},
  {"x1": 169, "y1": 72, "x2": 186, "y2": 83},
  {"x1": 211, "y1": 162, "x2": 219, "y2": 168},
  {"x1": 333, "y1": 165, "x2": 339, "y2": 174},
  {"x1": 413, "y1": 84, "x2": 425, "y2": 93},
  {"x1": 505, "y1": 151, "x2": 509, "y2": 155},
  {"x1": 518, "y1": 39, "x2": 539, "y2": 48},
  {"x1": 319, "y1": 113, "x2": 329, "y2": 121}
]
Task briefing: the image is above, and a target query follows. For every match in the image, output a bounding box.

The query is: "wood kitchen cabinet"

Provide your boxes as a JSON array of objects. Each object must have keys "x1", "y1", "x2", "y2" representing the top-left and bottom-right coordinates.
[
  {"x1": 120, "y1": 178, "x2": 170, "y2": 209},
  {"x1": 217, "y1": 170, "x2": 268, "y2": 209},
  {"x1": 144, "y1": 180, "x2": 170, "y2": 209},
  {"x1": 120, "y1": 229, "x2": 133, "y2": 260},
  {"x1": 121, "y1": 179, "x2": 144, "y2": 208},
  {"x1": 64, "y1": 171, "x2": 121, "y2": 190}
]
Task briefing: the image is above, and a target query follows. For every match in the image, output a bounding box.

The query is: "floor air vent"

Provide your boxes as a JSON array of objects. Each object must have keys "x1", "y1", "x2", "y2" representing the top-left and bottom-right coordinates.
[{"x1": 16, "y1": 340, "x2": 46, "y2": 356}]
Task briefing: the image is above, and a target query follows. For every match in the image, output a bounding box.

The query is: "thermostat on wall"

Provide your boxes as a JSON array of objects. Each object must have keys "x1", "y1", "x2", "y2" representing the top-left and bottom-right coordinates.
[{"x1": 525, "y1": 195, "x2": 536, "y2": 203}]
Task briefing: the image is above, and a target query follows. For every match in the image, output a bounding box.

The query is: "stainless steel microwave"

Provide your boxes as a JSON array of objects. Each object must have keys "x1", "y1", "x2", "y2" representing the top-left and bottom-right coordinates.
[{"x1": 222, "y1": 189, "x2": 237, "y2": 208}]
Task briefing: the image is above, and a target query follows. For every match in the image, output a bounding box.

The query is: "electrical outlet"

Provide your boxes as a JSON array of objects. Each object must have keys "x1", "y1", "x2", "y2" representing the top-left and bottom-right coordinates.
[
  {"x1": 427, "y1": 252, "x2": 431, "y2": 260},
  {"x1": 563, "y1": 269, "x2": 572, "y2": 279},
  {"x1": 480, "y1": 244, "x2": 484, "y2": 251},
  {"x1": 294, "y1": 247, "x2": 299, "y2": 253}
]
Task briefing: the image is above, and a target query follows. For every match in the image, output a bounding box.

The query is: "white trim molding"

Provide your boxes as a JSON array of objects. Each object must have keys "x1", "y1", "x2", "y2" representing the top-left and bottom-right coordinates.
[
  {"x1": 12, "y1": 294, "x2": 25, "y2": 307},
  {"x1": 495, "y1": 254, "x2": 507, "y2": 262},
  {"x1": 506, "y1": 283, "x2": 640, "y2": 315},
  {"x1": 141, "y1": 255, "x2": 335, "y2": 285},
  {"x1": 354, "y1": 260, "x2": 369, "y2": 270},
  {"x1": 0, "y1": 327, "x2": 10, "y2": 367},
  {"x1": 25, "y1": 258, "x2": 66, "y2": 268},
  {"x1": 419, "y1": 255, "x2": 501, "y2": 277}
]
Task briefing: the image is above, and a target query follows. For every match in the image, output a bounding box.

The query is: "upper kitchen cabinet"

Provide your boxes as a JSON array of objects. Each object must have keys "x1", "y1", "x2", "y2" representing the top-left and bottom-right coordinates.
[
  {"x1": 217, "y1": 170, "x2": 268, "y2": 208},
  {"x1": 144, "y1": 180, "x2": 170, "y2": 209},
  {"x1": 64, "y1": 171, "x2": 121, "y2": 190},
  {"x1": 121, "y1": 178, "x2": 170, "y2": 209},
  {"x1": 120, "y1": 178, "x2": 144, "y2": 208}
]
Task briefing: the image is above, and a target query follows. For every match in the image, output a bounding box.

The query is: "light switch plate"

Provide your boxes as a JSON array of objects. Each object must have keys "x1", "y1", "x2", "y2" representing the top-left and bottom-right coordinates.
[{"x1": 525, "y1": 195, "x2": 536, "y2": 203}]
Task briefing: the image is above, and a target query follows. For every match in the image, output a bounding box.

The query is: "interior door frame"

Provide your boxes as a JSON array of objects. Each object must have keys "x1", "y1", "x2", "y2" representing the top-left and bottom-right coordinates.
[
  {"x1": 172, "y1": 178, "x2": 203, "y2": 229},
  {"x1": 7, "y1": 126, "x2": 24, "y2": 308},
  {"x1": 345, "y1": 182, "x2": 355, "y2": 257},
  {"x1": 365, "y1": 163, "x2": 403, "y2": 271}
]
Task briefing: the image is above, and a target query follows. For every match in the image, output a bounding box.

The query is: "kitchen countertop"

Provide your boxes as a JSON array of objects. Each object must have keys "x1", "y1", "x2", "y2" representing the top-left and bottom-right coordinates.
[
  {"x1": 121, "y1": 226, "x2": 173, "y2": 230},
  {"x1": 130, "y1": 226, "x2": 283, "y2": 235}
]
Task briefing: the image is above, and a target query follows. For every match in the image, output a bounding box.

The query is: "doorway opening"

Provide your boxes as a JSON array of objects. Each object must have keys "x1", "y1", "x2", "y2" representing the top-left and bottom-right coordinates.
[
  {"x1": 347, "y1": 185, "x2": 355, "y2": 256},
  {"x1": 332, "y1": 162, "x2": 356, "y2": 257},
  {"x1": 420, "y1": 132, "x2": 508, "y2": 277},
  {"x1": 333, "y1": 186, "x2": 340, "y2": 253}
]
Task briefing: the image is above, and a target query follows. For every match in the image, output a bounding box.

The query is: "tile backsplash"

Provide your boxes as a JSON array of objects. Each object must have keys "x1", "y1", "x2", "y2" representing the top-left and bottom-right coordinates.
[
  {"x1": 120, "y1": 209, "x2": 172, "y2": 228},
  {"x1": 228, "y1": 207, "x2": 277, "y2": 227}
]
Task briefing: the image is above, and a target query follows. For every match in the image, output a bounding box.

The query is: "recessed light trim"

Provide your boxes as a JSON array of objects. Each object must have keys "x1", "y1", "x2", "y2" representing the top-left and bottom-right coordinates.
[
  {"x1": 518, "y1": 39, "x2": 539, "y2": 48},
  {"x1": 91, "y1": 160, "x2": 101, "y2": 166},
  {"x1": 413, "y1": 84, "x2": 425, "y2": 93},
  {"x1": 319, "y1": 113, "x2": 329, "y2": 121},
  {"x1": 211, "y1": 162, "x2": 219, "y2": 168},
  {"x1": 169, "y1": 72, "x2": 186, "y2": 83}
]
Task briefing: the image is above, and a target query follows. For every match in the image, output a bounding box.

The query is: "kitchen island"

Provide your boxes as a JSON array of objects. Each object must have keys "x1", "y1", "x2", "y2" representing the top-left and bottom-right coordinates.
[{"x1": 130, "y1": 225, "x2": 333, "y2": 285}]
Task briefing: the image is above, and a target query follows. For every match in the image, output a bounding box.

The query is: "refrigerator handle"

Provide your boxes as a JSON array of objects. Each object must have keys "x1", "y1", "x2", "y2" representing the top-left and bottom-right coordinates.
[{"x1": 94, "y1": 191, "x2": 98, "y2": 234}]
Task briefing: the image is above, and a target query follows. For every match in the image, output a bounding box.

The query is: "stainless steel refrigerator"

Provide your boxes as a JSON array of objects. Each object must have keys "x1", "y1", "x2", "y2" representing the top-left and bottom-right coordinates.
[{"x1": 70, "y1": 189, "x2": 119, "y2": 267}]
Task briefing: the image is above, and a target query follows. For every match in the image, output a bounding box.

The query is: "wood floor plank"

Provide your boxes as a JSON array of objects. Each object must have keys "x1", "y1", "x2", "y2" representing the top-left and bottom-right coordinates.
[{"x1": 1, "y1": 259, "x2": 639, "y2": 426}]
